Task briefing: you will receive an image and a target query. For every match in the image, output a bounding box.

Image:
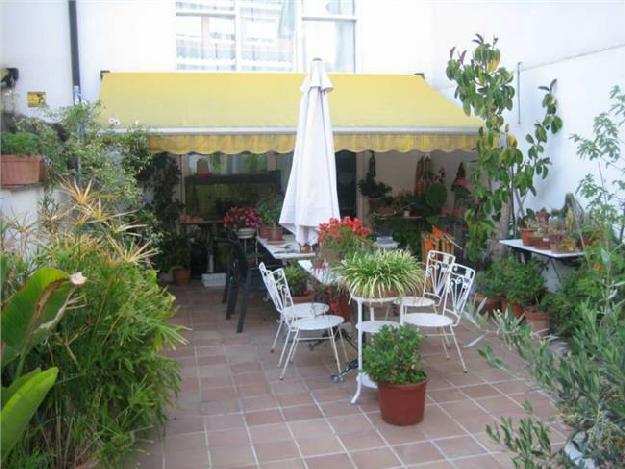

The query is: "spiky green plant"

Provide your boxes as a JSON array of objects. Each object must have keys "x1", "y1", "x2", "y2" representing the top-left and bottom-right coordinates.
[
  {"x1": 336, "y1": 249, "x2": 423, "y2": 299},
  {"x1": 2, "y1": 182, "x2": 185, "y2": 468}
]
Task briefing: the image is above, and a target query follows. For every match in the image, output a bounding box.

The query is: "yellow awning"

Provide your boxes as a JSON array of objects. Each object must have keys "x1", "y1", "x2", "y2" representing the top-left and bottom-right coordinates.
[{"x1": 98, "y1": 72, "x2": 480, "y2": 154}]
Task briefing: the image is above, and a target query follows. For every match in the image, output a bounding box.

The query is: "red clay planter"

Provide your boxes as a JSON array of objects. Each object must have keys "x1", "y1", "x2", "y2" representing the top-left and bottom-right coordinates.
[{"x1": 378, "y1": 379, "x2": 428, "y2": 425}]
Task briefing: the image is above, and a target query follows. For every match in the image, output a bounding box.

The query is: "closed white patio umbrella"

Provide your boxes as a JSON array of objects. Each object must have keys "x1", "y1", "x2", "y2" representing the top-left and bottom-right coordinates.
[{"x1": 279, "y1": 59, "x2": 340, "y2": 245}]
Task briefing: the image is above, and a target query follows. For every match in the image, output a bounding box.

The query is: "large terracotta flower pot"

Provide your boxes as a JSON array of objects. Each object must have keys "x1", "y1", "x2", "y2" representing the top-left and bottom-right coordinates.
[
  {"x1": 174, "y1": 268, "x2": 191, "y2": 286},
  {"x1": 1, "y1": 155, "x2": 42, "y2": 186},
  {"x1": 474, "y1": 293, "x2": 501, "y2": 315},
  {"x1": 524, "y1": 307, "x2": 550, "y2": 338},
  {"x1": 501, "y1": 299, "x2": 524, "y2": 318},
  {"x1": 378, "y1": 379, "x2": 428, "y2": 426}
]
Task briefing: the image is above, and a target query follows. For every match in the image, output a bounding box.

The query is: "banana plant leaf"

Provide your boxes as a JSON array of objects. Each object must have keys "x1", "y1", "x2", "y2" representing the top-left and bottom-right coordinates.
[
  {"x1": 1, "y1": 267, "x2": 86, "y2": 371},
  {"x1": 1, "y1": 367, "x2": 58, "y2": 462}
]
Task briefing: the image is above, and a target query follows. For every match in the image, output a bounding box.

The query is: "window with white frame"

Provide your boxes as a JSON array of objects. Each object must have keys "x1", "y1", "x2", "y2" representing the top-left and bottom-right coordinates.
[{"x1": 175, "y1": 0, "x2": 356, "y2": 72}]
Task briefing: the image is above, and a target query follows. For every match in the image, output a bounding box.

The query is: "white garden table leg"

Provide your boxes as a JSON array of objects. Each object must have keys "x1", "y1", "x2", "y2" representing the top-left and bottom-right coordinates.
[{"x1": 350, "y1": 298, "x2": 364, "y2": 404}]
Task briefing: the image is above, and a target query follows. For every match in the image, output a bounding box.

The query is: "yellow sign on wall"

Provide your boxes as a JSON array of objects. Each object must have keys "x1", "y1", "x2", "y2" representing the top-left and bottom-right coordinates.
[{"x1": 27, "y1": 91, "x2": 46, "y2": 107}]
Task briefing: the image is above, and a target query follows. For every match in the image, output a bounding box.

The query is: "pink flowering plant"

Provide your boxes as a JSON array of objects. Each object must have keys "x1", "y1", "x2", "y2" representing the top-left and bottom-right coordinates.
[{"x1": 223, "y1": 207, "x2": 261, "y2": 230}]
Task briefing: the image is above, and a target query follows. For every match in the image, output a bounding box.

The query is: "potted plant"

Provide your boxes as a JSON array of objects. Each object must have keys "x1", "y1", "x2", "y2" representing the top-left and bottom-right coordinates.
[
  {"x1": 524, "y1": 294, "x2": 551, "y2": 338},
  {"x1": 363, "y1": 325, "x2": 427, "y2": 425},
  {"x1": 1, "y1": 131, "x2": 46, "y2": 186},
  {"x1": 358, "y1": 171, "x2": 392, "y2": 213},
  {"x1": 474, "y1": 269, "x2": 503, "y2": 315},
  {"x1": 224, "y1": 206, "x2": 261, "y2": 239},
  {"x1": 284, "y1": 263, "x2": 313, "y2": 303},
  {"x1": 500, "y1": 260, "x2": 544, "y2": 319},
  {"x1": 317, "y1": 217, "x2": 373, "y2": 268},
  {"x1": 518, "y1": 211, "x2": 538, "y2": 246},
  {"x1": 256, "y1": 194, "x2": 283, "y2": 241},
  {"x1": 336, "y1": 249, "x2": 423, "y2": 299},
  {"x1": 171, "y1": 235, "x2": 192, "y2": 286}
]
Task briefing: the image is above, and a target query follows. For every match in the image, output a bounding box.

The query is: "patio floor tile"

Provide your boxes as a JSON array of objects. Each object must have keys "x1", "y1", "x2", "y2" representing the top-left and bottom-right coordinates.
[
  {"x1": 339, "y1": 429, "x2": 386, "y2": 451},
  {"x1": 305, "y1": 452, "x2": 355, "y2": 469},
  {"x1": 297, "y1": 434, "x2": 345, "y2": 457},
  {"x1": 248, "y1": 422, "x2": 293, "y2": 444},
  {"x1": 282, "y1": 403, "x2": 324, "y2": 421},
  {"x1": 244, "y1": 408, "x2": 284, "y2": 426},
  {"x1": 144, "y1": 285, "x2": 563, "y2": 469},
  {"x1": 433, "y1": 435, "x2": 487, "y2": 459},
  {"x1": 207, "y1": 426, "x2": 250, "y2": 447},
  {"x1": 393, "y1": 441, "x2": 446, "y2": 465},
  {"x1": 164, "y1": 447, "x2": 210, "y2": 469},
  {"x1": 350, "y1": 447, "x2": 402, "y2": 468},
  {"x1": 209, "y1": 444, "x2": 256, "y2": 467},
  {"x1": 253, "y1": 440, "x2": 300, "y2": 462}
]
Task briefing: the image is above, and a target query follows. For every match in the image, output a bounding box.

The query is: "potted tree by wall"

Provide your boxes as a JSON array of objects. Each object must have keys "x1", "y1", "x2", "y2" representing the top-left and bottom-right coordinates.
[
  {"x1": 1, "y1": 131, "x2": 46, "y2": 186},
  {"x1": 363, "y1": 325, "x2": 427, "y2": 425},
  {"x1": 284, "y1": 263, "x2": 313, "y2": 303},
  {"x1": 171, "y1": 235, "x2": 192, "y2": 286},
  {"x1": 256, "y1": 194, "x2": 283, "y2": 241}
]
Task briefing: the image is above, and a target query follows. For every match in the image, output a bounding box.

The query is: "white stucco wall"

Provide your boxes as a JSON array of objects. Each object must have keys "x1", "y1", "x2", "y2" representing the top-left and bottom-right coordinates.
[
  {"x1": 1, "y1": 0, "x2": 73, "y2": 116},
  {"x1": 429, "y1": 0, "x2": 625, "y2": 211}
]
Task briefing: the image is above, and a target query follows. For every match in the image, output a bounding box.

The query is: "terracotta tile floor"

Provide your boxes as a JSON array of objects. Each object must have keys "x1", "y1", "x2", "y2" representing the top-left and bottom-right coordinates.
[{"x1": 135, "y1": 284, "x2": 562, "y2": 469}]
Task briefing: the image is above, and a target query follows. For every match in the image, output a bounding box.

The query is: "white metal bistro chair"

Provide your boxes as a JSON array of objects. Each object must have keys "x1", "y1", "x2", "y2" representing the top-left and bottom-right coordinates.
[
  {"x1": 259, "y1": 263, "x2": 329, "y2": 367},
  {"x1": 400, "y1": 263, "x2": 475, "y2": 372},
  {"x1": 272, "y1": 268, "x2": 348, "y2": 380},
  {"x1": 393, "y1": 249, "x2": 456, "y2": 314}
]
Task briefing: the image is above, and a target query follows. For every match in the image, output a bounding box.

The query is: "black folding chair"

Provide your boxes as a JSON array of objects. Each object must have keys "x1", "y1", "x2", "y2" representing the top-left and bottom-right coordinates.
[{"x1": 222, "y1": 230, "x2": 280, "y2": 332}]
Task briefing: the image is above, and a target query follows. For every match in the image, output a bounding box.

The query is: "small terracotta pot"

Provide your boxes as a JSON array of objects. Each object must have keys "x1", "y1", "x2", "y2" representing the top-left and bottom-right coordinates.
[
  {"x1": 474, "y1": 293, "x2": 501, "y2": 315},
  {"x1": 531, "y1": 235, "x2": 549, "y2": 249},
  {"x1": 501, "y1": 299, "x2": 524, "y2": 318},
  {"x1": 268, "y1": 225, "x2": 284, "y2": 242},
  {"x1": 378, "y1": 379, "x2": 428, "y2": 425},
  {"x1": 258, "y1": 224, "x2": 272, "y2": 238},
  {"x1": 524, "y1": 307, "x2": 550, "y2": 338},
  {"x1": 519, "y1": 228, "x2": 535, "y2": 246},
  {"x1": 174, "y1": 268, "x2": 191, "y2": 286}
]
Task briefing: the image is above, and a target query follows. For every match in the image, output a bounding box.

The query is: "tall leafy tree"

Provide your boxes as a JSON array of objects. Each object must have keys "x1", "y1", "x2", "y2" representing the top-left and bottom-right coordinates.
[{"x1": 446, "y1": 34, "x2": 563, "y2": 261}]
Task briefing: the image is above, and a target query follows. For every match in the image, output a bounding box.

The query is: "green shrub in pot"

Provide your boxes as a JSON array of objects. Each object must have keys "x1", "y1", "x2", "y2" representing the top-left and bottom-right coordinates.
[
  {"x1": 0, "y1": 132, "x2": 45, "y2": 185},
  {"x1": 284, "y1": 263, "x2": 309, "y2": 297},
  {"x1": 504, "y1": 260, "x2": 545, "y2": 308},
  {"x1": 336, "y1": 249, "x2": 423, "y2": 299},
  {"x1": 363, "y1": 325, "x2": 427, "y2": 425}
]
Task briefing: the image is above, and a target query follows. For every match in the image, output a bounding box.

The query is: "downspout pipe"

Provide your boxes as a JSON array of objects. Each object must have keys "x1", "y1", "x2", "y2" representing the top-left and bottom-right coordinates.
[
  {"x1": 68, "y1": 0, "x2": 81, "y2": 104},
  {"x1": 68, "y1": 0, "x2": 83, "y2": 179}
]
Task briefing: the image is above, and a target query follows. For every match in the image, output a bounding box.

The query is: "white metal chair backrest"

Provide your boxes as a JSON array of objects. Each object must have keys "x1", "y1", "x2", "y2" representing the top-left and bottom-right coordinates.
[
  {"x1": 441, "y1": 263, "x2": 475, "y2": 326},
  {"x1": 272, "y1": 267, "x2": 295, "y2": 313},
  {"x1": 259, "y1": 262, "x2": 281, "y2": 310},
  {"x1": 423, "y1": 250, "x2": 456, "y2": 305}
]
